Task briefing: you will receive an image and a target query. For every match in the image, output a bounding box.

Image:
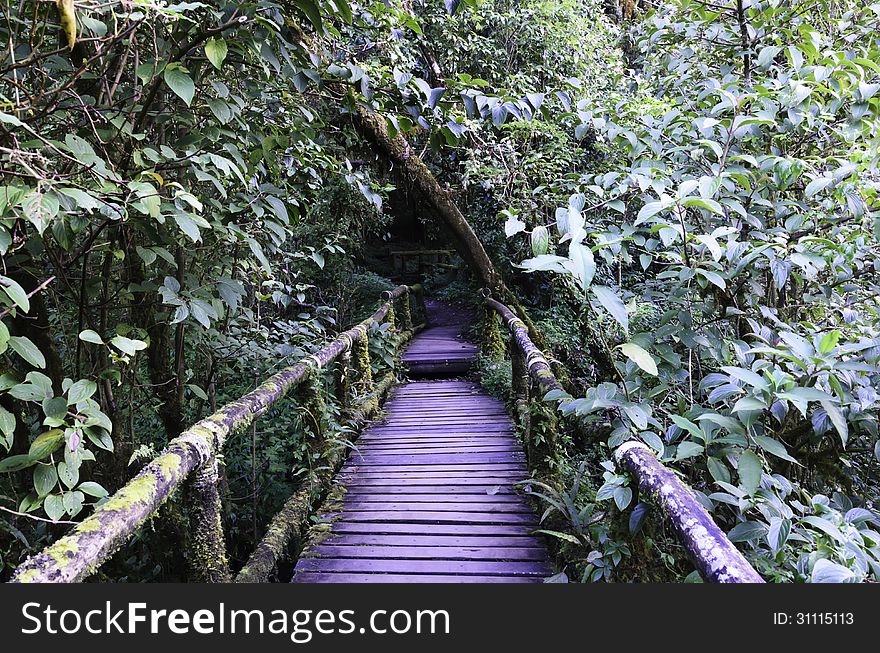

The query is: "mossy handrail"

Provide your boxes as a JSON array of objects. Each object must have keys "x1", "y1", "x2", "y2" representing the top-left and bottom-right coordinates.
[
  {"x1": 10, "y1": 285, "x2": 426, "y2": 583},
  {"x1": 482, "y1": 291, "x2": 764, "y2": 584}
]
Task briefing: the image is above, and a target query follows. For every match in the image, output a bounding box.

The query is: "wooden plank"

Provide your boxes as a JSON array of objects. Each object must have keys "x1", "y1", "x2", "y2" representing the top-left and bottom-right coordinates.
[
  {"x1": 293, "y1": 572, "x2": 539, "y2": 584},
  {"x1": 326, "y1": 511, "x2": 538, "y2": 524},
  {"x1": 309, "y1": 545, "x2": 547, "y2": 561},
  {"x1": 321, "y1": 534, "x2": 544, "y2": 548},
  {"x1": 327, "y1": 522, "x2": 536, "y2": 536},
  {"x1": 342, "y1": 485, "x2": 521, "y2": 494},
  {"x1": 340, "y1": 501, "x2": 533, "y2": 513},
  {"x1": 350, "y1": 455, "x2": 526, "y2": 466},
  {"x1": 295, "y1": 558, "x2": 550, "y2": 576},
  {"x1": 338, "y1": 493, "x2": 526, "y2": 503}
]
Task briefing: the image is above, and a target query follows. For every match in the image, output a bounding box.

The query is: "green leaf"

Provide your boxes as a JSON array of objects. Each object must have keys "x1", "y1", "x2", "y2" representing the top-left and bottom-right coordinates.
[
  {"x1": 564, "y1": 241, "x2": 596, "y2": 292},
  {"x1": 504, "y1": 214, "x2": 526, "y2": 237},
  {"x1": 671, "y1": 415, "x2": 704, "y2": 442},
  {"x1": 42, "y1": 396, "x2": 68, "y2": 421},
  {"x1": 619, "y1": 342, "x2": 658, "y2": 375},
  {"x1": 110, "y1": 336, "x2": 147, "y2": 357},
  {"x1": 78, "y1": 481, "x2": 108, "y2": 498},
  {"x1": 78, "y1": 329, "x2": 104, "y2": 345},
  {"x1": 805, "y1": 176, "x2": 833, "y2": 198},
  {"x1": 205, "y1": 37, "x2": 228, "y2": 70},
  {"x1": 753, "y1": 436, "x2": 799, "y2": 464},
  {"x1": 67, "y1": 379, "x2": 97, "y2": 404},
  {"x1": 728, "y1": 520, "x2": 768, "y2": 543},
  {"x1": 163, "y1": 64, "x2": 195, "y2": 106},
  {"x1": 33, "y1": 464, "x2": 57, "y2": 496},
  {"x1": 43, "y1": 494, "x2": 65, "y2": 521},
  {"x1": 0, "y1": 454, "x2": 37, "y2": 473},
  {"x1": 57, "y1": 460, "x2": 79, "y2": 489},
  {"x1": 28, "y1": 429, "x2": 64, "y2": 460},
  {"x1": 818, "y1": 330, "x2": 840, "y2": 354},
  {"x1": 697, "y1": 269, "x2": 726, "y2": 289},
  {"x1": 294, "y1": 0, "x2": 323, "y2": 30},
  {"x1": 0, "y1": 405, "x2": 16, "y2": 438},
  {"x1": 174, "y1": 213, "x2": 201, "y2": 242},
  {"x1": 8, "y1": 336, "x2": 46, "y2": 368},
  {"x1": 612, "y1": 486, "x2": 633, "y2": 511},
  {"x1": 811, "y1": 559, "x2": 854, "y2": 583},
  {"x1": 62, "y1": 490, "x2": 84, "y2": 516},
  {"x1": 738, "y1": 449, "x2": 762, "y2": 495},
  {"x1": 721, "y1": 366, "x2": 770, "y2": 391},
  {"x1": 591, "y1": 285, "x2": 628, "y2": 333},
  {"x1": 534, "y1": 529, "x2": 582, "y2": 545},
  {"x1": 0, "y1": 275, "x2": 30, "y2": 311},
  {"x1": 676, "y1": 441, "x2": 704, "y2": 460},
  {"x1": 820, "y1": 400, "x2": 848, "y2": 447},
  {"x1": 682, "y1": 196, "x2": 724, "y2": 214}
]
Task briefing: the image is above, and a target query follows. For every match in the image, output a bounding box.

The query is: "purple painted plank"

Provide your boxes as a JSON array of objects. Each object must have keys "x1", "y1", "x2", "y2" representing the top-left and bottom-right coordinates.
[
  {"x1": 310, "y1": 545, "x2": 547, "y2": 561},
  {"x1": 339, "y1": 493, "x2": 525, "y2": 503},
  {"x1": 342, "y1": 485, "x2": 520, "y2": 495},
  {"x1": 327, "y1": 511, "x2": 537, "y2": 524},
  {"x1": 293, "y1": 572, "x2": 540, "y2": 584},
  {"x1": 358, "y1": 443, "x2": 522, "y2": 456},
  {"x1": 350, "y1": 455, "x2": 526, "y2": 466},
  {"x1": 295, "y1": 558, "x2": 550, "y2": 576},
  {"x1": 340, "y1": 501, "x2": 533, "y2": 514},
  {"x1": 328, "y1": 522, "x2": 536, "y2": 536},
  {"x1": 322, "y1": 534, "x2": 545, "y2": 548},
  {"x1": 341, "y1": 464, "x2": 526, "y2": 473}
]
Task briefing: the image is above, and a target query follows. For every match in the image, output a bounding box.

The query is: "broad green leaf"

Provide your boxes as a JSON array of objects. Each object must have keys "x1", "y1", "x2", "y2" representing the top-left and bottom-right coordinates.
[
  {"x1": 8, "y1": 336, "x2": 46, "y2": 368},
  {"x1": 811, "y1": 559, "x2": 854, "y2": 583},
  {"x1": 753, "y1": 436, "x2": 799, "y2": 464},
  {"x1": 0, "y1": 275, "x2": 30, "y2": 311},
  {"x1": 591, "y1": 285, "x2": 628, "y2": 333},
  {"x1": 205, "y1": 37, "x2": 228, "y2": 69},
  {"x1": 67, "y1": 379, "x2": 97, "y2": 404},
  {"x1": 671, "y1": 415, "x2": 704, "y2": 441},
  {"x1": 33, "y1": 464, "x2": 58, "y2": 496},
  {"x1": 43, "y1": 494, "x2": 65, "y2": 521},
  {"x1": 738, "y1": 450, "x2": 762, "y2": 494},
  {"x1": 28, "y1": 429, "x2": 64, "y2": 460},
  {"x1": 78, "y1": 329, "x2": 104, "y2": 345},
  {"x1": 78, "y1": 481, "x2": 108, "y2": 498},
  {"x1": 0, "y1": 454, "x2": 36, "y2": 473},
  {"x1": 163, "y1": 65, "x2": 195, "y2": 106},
  {"x1": 564, "y1": 241, "x2": 596, "y2": 292},
  {"x1": 818, "y1": 330, "x2": 840, "y2": 354},
  {"x1": 619, "y1": 342, "x2": 658, "y2": 375},
  {"x1": 820, "y1": 400, "x2": 848, "y2": 447}
]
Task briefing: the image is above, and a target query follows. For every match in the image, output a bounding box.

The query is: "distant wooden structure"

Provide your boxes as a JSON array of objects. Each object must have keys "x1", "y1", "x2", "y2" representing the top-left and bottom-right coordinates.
[{"x1": 391, "y1": 248, "x2": 458, "y2": 281}]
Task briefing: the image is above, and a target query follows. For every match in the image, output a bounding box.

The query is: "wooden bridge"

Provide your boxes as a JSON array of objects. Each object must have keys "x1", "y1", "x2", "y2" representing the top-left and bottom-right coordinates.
[
  {"x1": 293, "y1": 308, "x2": 550, "y2": 582},
  {"x1": 8, "y1": 285, "x2": 763, "y2": 584}
]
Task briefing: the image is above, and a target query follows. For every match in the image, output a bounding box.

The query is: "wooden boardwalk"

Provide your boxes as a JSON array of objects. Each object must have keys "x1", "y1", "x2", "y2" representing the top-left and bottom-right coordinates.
[{"x1": 292, "y1": 312, "x2": 550, "y2": 582}]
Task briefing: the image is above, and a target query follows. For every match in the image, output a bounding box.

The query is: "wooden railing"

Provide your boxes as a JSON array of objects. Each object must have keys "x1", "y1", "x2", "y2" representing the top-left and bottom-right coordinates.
[
  {"x1": 391, "y1": 248, "x2": 458, "y2": 280},
  {"x1": 10, "y1": 285, "x2": 427, "y2": 583},
  {"x1": 482, "y1": 292, "x2": 764, "y2": 584}
]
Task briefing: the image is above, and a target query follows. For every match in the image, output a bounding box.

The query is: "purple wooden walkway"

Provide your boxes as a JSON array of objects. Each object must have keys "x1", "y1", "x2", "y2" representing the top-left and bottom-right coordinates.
[{"x1": 292, "y1": 317, "x2": 550, "y2": 583}]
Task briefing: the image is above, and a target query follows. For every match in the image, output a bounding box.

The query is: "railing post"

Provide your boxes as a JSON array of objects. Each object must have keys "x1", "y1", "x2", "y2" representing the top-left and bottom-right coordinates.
[
  {"x1": 352, "y1": 327, "x2": 377, "y2": 416},
  {"x1": 297, "y1": 365, "x2": 328, "y2": 462},
  {"x1": 184, "y1": 454, "x2": 231, "y2": 582},
  {"x1": 510, "y1": 343, "x2": 531, "y2": 449},
  {"x1": 411, "y1": 284, "x2": 427, "y2": 326},
  {"x1": 336, "y1": 348, "x2": 352, "y2": 415},
  {"x1": 480, "y1": 291, "x2": 505, "y2": 360},
  {"x1": 399, "y1": 289, "x2": 413, "y2": 332}
]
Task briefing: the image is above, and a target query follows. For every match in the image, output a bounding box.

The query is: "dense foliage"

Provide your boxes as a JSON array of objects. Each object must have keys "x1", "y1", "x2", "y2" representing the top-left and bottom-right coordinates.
[{"x1": 1, "y1": 0, "x2": 878, "y2": 583}]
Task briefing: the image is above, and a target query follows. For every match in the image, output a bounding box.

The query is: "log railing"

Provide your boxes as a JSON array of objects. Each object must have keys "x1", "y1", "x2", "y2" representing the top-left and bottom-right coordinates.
[
  {"x1": 482, "y1": 292, "x2": 764, "y2": 584},
  {"x1": 11, "y1": 285, "x2": 426, "y2": 583}
]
